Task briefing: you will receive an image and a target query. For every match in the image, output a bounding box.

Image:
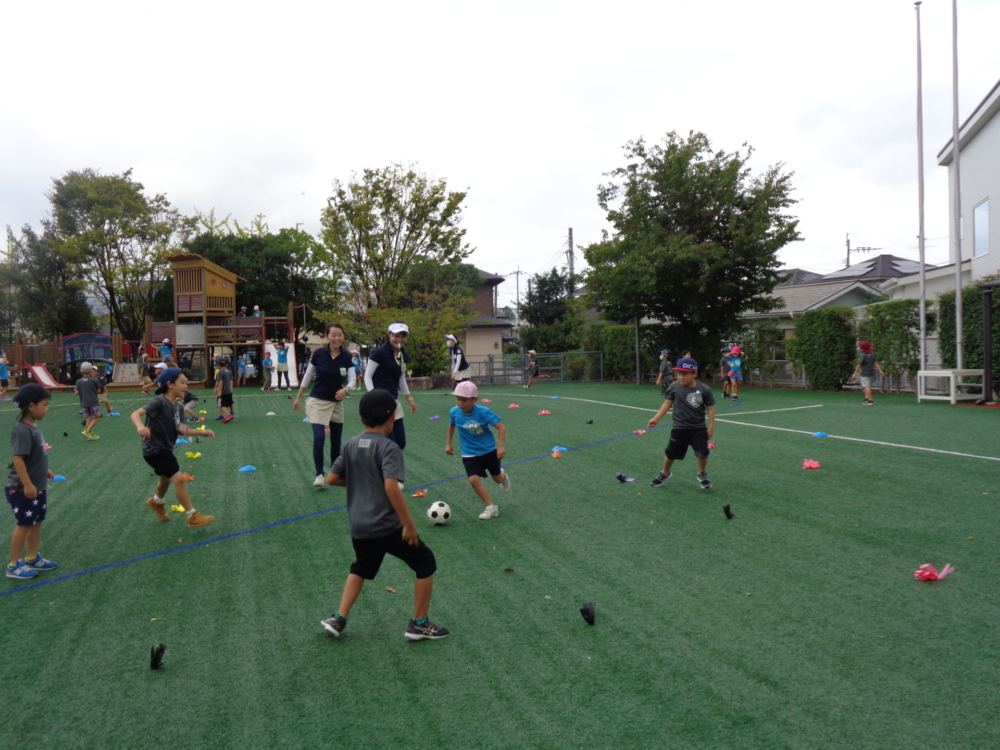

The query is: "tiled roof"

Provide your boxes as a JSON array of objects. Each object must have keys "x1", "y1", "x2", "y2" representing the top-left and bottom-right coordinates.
[
  {"x1": 818, "y1": 255, "x2": 936, "y2": 282},
  {"x1": 746, "y1": 281, "x2": 883, "y2": 317}
]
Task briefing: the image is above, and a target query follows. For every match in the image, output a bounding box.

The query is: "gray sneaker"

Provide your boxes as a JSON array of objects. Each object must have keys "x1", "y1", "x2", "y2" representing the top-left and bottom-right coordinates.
[
  {"x1": 697, "y1": 472, "x2": 712, "y2": 490},
  {"x1": 650, "y1": 471, "x2": 672, "y2": 488},
  {"x1": 321, "y1": 615, "x2": 347, "y2": 637},
  {"x1": 405, "y1": 619, "x2": 451, "y2": 641},
  {"x1": 500, "y1": 472, "x2": 511, "y2": 492}
]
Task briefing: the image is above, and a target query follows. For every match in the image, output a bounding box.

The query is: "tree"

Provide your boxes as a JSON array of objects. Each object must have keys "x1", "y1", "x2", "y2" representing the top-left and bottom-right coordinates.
[
  {"x1": 583, "y1": 131, "x2": 800, "y2": 349},
  {"x1": 786, "y1": 308, "x2": 856, "y2": 390},
  {"x1": 857, "y1": 300, "x2": 921, "y2": 393},
  {"x1": 519, "y1": 269, "x2": 584, "y2": 353},
  {"x1": 5, "y1": 223, "x2": 95, "y2": 340},
  {"x1": 48, "y1": 169, "x2": 193, "y2": 341},
  {"x1": 388, "y1": 259, "x2": 482, "y2": 310},
  {"x1": 736, "y1": 320, "x2": 783, "y2": 386},
  {"x1": 320, "y1": 164, "x2": 473, "y2": 308}
]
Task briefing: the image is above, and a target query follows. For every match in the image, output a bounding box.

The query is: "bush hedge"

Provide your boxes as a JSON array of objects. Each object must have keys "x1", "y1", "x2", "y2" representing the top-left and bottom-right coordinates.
[{"x1": 785, "y1": 307, "x2": 856, "y2": 390}]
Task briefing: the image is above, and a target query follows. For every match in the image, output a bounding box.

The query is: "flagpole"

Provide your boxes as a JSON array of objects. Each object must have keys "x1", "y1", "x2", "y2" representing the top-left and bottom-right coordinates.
[
  {"x1": 916, "y1": 1, "x2": 927, "y2": 371},
  {"x1": 951, "y1": 0, "x2": 964, "y2": 368}
]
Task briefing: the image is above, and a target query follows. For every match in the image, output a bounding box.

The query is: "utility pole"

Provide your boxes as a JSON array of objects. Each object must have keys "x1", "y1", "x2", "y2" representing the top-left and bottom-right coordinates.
[
  {"x1": 508, "y1": 267, "x2": 525, "y2": 330},
  {"x1": 951, "y1": 0, "x2": 964, "y2": 368},
  {"x1": 845, "y1": 234, "x2": 880, "y2": 267},
  {"x1": 567, "y1": 228, "x2": 574, "y2": 283}
]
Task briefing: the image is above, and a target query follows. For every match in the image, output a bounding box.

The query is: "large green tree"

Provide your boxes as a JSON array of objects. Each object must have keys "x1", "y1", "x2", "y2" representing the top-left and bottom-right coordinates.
[
  {"x1": 320, "y1": 164, "x2": 473, "y2": 308},
  {"x1": 4, "y1": 223, "x2": 95, "y2": 340},
  {"x1": 48, "y1": 168, "x2": 192, "y2": 341},
  {"x1": 583, "y1": 131, "x2": 800, "y2": 348},
  {"x1": 519, "y1": 269, "x2": 584, "y2": 353}
]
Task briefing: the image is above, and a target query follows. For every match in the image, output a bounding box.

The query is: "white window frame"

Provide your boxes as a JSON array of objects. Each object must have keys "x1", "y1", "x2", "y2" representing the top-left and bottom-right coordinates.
[{"x1": 973, "y1": 199, "x2": 989, "y2": 258}]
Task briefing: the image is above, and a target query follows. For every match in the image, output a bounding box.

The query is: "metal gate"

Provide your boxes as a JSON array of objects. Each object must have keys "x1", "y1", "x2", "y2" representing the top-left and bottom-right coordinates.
[{"x1": 465, "y1": 352, "x2": 603, "y2": 386}]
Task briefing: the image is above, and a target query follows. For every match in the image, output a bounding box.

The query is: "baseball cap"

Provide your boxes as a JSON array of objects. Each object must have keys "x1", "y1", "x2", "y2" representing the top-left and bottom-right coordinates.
[
  {"x1": 162, "y1": 338, "x2": 170, "y2": 344},
  {"x1": 730, "y1": 346, "x2": 741, "y2": 356},
  {"x1": 359, "y1": 389, "x2": 397, "y2": 428},
  {"x1": 452, "y1": 380, "x2": 478, "y2": 398},
  {"x1": 154, "y1": 362, "x2": 169, "y2": 371},
  {"x1": 673, "y1": 357, "x2": 698, "y2": 373},
  {"x1": 13, "y1": 383, "x2": 50, "y2": 420},
  {"x1": 80, "y1": 362, "x2": 93, "y2": 373},
  {"x1": 388, "y1": 322, "x2": 409, "y2": 335},
  {"x1": 444, "y1": 334, "x2": 458, "y2": 343},
  {"x1": 660, "y1": 349, "x2": 671, "y2": 358},
  {"x1": 721, "y1": 347, "x2": 732, "y2": 353},
  {"x1": 859, "y1": 340, "x2": 873, "y2": 353},
  {"x1": 154, "y1": 367, "x2": 184, "y2": 395}
]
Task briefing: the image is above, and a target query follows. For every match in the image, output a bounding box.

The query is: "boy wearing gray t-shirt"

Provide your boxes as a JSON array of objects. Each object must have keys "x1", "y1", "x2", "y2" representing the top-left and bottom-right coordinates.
[
  {"x1": 321, "y1": 389, "x2": 450, "y2": 642},
  {"x1": 646, "y1": 357, "x2": 716, "y2": 490},
  {"x1": 74, "y1": 361, "x2": 102, "y2": 440}
]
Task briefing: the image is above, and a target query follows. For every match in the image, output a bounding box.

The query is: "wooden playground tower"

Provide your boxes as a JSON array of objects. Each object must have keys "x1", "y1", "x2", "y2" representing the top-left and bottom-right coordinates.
[{"x1": 152, "y1": 253, "x2": 296, "y2": 385}]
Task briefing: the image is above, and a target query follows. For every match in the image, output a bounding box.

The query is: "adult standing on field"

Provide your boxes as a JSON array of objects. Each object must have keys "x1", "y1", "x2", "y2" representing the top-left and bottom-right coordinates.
[
  {"x1": 365, "y1": 321, "x2": 418, "y2": 450},
  {"x1": 293, "y1": 323, "x2": 357, "y2": 487},
  {"x1": 445, "y1": 334, "x2": 471, "y2": 383},
  {"x1": 275, "y1": 341, "x2": 291, "y2": 390}
]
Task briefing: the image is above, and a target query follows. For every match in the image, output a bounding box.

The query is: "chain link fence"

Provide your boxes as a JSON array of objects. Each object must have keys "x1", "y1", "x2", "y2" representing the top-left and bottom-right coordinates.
[{"x1": 465, "y1": 351, "x2": 604, "y2": 386}]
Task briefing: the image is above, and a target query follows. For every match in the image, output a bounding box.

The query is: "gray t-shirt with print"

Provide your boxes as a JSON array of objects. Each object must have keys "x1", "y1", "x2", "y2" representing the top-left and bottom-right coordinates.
[
  {"x1": 857, "y1": 352, "x2": 877, "y2": 378},
  {"x1": 331, "y1": 431, "x2": 405, "y2": 539},
  {"x1": 217, "y1": 368, "x2": 233, "y2": 394},
  {"x1": 6, "y1": 421, "x2": 48, "y2": 492},
  {"x1": 75, "y1": 376, "x2": 101, "y2": 408},
  {"x1": 141, "y1": 395, "x2": 182, "y2": 456},
  {"x1": 665, "y1": 380, "x2": 716, "y2": 430}
]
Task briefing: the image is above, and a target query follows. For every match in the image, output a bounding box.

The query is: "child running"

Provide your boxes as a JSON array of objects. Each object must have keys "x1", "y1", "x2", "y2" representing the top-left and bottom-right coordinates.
[
  {"x1": 0, "y1": 348, "x2": 10, "y2": 401},
  {"x1": 647, "y1": 356, "x2": 716, "y2": 490},
  {"x1": 6, "y1": 384, "x2": 58, "y2": 580},
  {"x1": 97, "y1": 365, "x2": 114, "y2": 416},
  {"x1": 321, "y1": 389, "x2": 450, "y2": 641},
  {"x1": 74, "y1": 362, "x2": 102, "y2": 440},
  {"x1": 132, "y1": 367, "x2": 215, "y2": 528},
  {"x1": 851, "y1": 340, "x2": 885, "y2": 406},
  {"x1": 214, "y1": 359, "x2": 234, "y2": 422},
  {"x1": 523, "y1": 350, "x2": 550, "y2": 389},
  {"x1": 726, "y1": 346, "x2": 744, "y2": 400},
  {"x1": 445, "y1": 380, "x2": 511, "y2": 520}
]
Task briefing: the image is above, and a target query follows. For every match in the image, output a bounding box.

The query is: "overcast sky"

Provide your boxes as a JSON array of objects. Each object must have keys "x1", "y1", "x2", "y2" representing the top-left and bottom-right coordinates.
[{"x1": 3, "y1": 0, "x2": 999, "y2": 311}]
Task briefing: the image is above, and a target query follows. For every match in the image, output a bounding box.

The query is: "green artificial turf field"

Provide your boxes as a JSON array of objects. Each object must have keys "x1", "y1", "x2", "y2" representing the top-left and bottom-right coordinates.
[{"x1": 1, "y1": 383, "x2": 997, "y2": 749}]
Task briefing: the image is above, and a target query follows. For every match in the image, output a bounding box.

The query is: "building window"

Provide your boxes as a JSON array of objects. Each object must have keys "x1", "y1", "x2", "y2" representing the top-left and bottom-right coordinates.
[{"x1": 974, "y1": 199, "x2": 989, "y2": 257}]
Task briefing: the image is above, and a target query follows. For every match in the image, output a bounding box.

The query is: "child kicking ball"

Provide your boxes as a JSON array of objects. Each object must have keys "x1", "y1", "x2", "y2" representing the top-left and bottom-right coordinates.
[
  {"x1": 131, "y1": 367, "x2": 216, "y2": 528},
  {"x1": 445, "y1": 380, "x2": 510, "y2": 519},
  {"x1": 647, "y1": 357, "x2": 716, "y2": 490}
]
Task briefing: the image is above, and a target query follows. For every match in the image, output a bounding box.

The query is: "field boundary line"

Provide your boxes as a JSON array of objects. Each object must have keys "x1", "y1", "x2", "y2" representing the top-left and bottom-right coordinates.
[{"x1": 719, "y1": 405, "x2": 823, "y2": 417}]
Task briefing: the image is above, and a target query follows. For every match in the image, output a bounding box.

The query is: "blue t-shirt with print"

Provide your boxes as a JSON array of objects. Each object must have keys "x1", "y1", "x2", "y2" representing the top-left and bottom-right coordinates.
[
  {"x1": 449, "y1": 404, "x2": 501, "y2": 456},
  {"x1": 262, "y1": 357, "x2": 273, "y2": 370},
  {"x1": 277, "y1": 348, "x2": 289, "y2": 365},
  {"x1": 727, "y1": 355, "x2": 743, "y2": 374}
]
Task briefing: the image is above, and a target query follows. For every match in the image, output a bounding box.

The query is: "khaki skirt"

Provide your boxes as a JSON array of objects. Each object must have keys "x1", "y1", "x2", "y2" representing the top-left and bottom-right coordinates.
[{"x1": 305, "y1": 396, "x2": 345, "y2": 425}]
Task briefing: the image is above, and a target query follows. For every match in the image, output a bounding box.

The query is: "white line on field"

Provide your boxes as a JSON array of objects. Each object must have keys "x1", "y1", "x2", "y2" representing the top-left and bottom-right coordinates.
[
  {"x1": 718, "y1": 405, "x2": 824, "y2": 417},
  {"x1": 715, "y1": 419, "x2": 1000, "y2": 462}
]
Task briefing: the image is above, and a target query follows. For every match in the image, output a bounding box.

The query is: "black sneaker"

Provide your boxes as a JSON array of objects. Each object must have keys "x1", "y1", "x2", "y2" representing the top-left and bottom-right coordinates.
[
  {"x1": 650, "y1": 471, "x2": 672, "y2": 488},
  {"x1": 698, "y1": 472, "x2": 712, "y2": 490},
  {"x1": 862, "y1": 399, "x2": 873, "y2": 406},
  {"x1": 405, "y1": 619, "x2": 451, "y2": 641},
  {"x1": 321, "y1": 615, "x2": 347, "y2": 637}
]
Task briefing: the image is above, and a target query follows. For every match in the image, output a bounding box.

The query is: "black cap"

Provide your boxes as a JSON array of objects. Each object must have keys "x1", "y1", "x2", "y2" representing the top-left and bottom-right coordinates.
[
  {"x1": 359, "y1": 389, "x2": 397, "y2": 428},
  {"x1": 155, "y1": 367, "x2": 184, "y2": 395},
  {"x1": 13, "y1": 383, "x2": 50, "y2": 419}
]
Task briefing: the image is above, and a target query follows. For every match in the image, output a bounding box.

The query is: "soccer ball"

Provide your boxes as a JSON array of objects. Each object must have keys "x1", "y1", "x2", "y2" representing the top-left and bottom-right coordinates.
[{"x1": 426, "y1": 501, "x2": 451, "y2": 525}]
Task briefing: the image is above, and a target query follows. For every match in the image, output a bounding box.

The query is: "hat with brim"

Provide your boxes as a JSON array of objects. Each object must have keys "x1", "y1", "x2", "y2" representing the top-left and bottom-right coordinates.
[
  {"x1": 444, "y1": 334, "x2": 458, "y2": 343},
  {"x1": 388, "y1": 322, "x2": 409, "y2": 335},
  {"x1": 13, "y1": 383, "x2": 50, "y2": 421},
  {"x1": 154, "y1": 367, "x2": 184, "y2": 395},
  {"x1": 154, "y1": 362, "x2": 169, "y2": 371},
  {"x1": 452, "y1": 380, "x2": 478, "y2": 398},
  {"x1": 673, "y1": 357, "x2": 698, "y2": 373}
]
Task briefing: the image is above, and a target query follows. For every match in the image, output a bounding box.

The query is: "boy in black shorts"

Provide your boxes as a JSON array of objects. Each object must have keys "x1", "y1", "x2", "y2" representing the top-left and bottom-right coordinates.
[
  {"x1": 214, "y1": 359, "x2": 234, "y2": 423},
  {"x1": 445, "y1": 380, "x2": 511, "y2": 519},
  {"x1": 321, "y1": 389, "x2": 450, "y2": 641},
  {"x1": 646, "y1": 357, "x2": 716, "y2": 490},
  {"x1": 131, "y1": 367, "x2": 216, "y2": 528}
]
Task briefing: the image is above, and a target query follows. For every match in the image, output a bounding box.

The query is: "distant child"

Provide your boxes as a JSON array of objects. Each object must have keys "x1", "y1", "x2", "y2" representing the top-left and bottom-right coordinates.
[
  {"x1": 647, "y1": 357, "x2": 716, "y2": 490},
  {"x1": 851, "y1": 340, "x2": 885, "y2": 406},
  {"x1": 252, "y1": 305, "x2": 262, "y2": 318},
  {"x1": 726, "y1": 346, "x2": 744, "y2": 400},
  {"x1": 74, "y1": 362, "x2": 102, "y2": 440},
  {"x1": 351, "y1": 351, "x2": 363, "y2": 389},
  {"x1": 236, "y1": 354, "x2": 247, "y2": 387},
  {"x1": 142, "y1": 362, "x2": 169, "y2": 396},
  {"x1": 261, "y1": 352, "x2": 274, "y2": 391},
  {"x1": 445, "y1": 380, "x2": 511, "y2": 520},
  {"x1": 719, "y1": 347, "x2": 733, "y2": 399},
  {"x1": 140, "y1": 354, "x2": 153, "y2": 388},
  {"x1": 275, "y1": 342, "x2": 290, "y2": 390},
  {"x1": 214, "y1": 359, "x2": 234, "y2": 422},
  {"x1": 159, "y1": 339, "x2": 174, "y2": 363},
  {"x1": 6, "y1": 384, "x2": 58, "y2": 580},
  {"x1": 445, "y1": 334, "x2": 471, "y2": 383},
  {"x1": 131, "y1": 367, "x2": 215, "y2": 528},
  {"x1": 0, "y1": 348, "x2": 10, "y2": 401},
  {"x1": 321, "y1": 389, "x2": 450, "y2": 641},
  {"x1": 182, "y1": 389, "x2": 202, "y2": 422},
  {"x1": 654, "y1": 349, "x2": 673, "y2": 396},
  {"x1": 523, "y1": 350, "x2": 550, "y2": 389},
  {"x1": 97, "y1": 365, "x2": 114, "y2": 416}
]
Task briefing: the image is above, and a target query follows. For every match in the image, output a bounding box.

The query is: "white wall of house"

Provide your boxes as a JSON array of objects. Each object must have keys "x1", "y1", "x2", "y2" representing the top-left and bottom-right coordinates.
[{"x1": 464, "y1": 328, "x2": 502, "y2": 358}]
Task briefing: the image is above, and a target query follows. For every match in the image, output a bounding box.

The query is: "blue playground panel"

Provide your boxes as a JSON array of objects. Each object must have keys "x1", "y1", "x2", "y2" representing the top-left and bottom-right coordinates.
[{"x1": 58, "y1": 333, "x2": 113, "y2": 367}]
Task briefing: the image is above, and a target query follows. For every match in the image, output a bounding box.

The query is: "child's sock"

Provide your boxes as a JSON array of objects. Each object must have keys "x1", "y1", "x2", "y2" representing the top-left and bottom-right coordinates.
[
  {"x1": 7, "y1": 562, "x2": 16, "y2": 569},
  {"x1": 25, "y1": 555, "x2": 37, "y2": 562},
  {"x1": 334, "y1": 613, "x2": 346, "y2": 620},
  {"x1": 185, "y1": 508, "x2": 196, "y2": 517},
  {"x1": 153, "y1": 495, "x2": 165, "y2": 504},
  {"x1": 414, "y1": 616, "x2": 428, "y2": 626}
]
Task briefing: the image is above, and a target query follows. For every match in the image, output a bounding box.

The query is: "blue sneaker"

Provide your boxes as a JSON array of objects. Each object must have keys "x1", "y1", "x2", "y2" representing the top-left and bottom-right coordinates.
[
  {"x1": 6, "y1": 561, "x2": 38, "y2": 580},
  {"x1": 215, "y1": 415, "x2": 225, "y2": 421},
  {"x1": 25, "y1": 555, "x2": 58, "y2": 571}
]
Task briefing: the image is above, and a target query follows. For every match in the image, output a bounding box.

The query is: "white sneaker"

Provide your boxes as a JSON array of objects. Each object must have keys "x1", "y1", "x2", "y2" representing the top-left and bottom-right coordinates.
[
  {"x1": 522, "y1": 385, "x2": 529, "y2": 389},
  {"x1": 500, "y1": 472, "x2": 512, "y2": 492},
  {"x1": 313, "y1": 474, "x2": 325, "y2": 488},
  {"x1": 478, "y1": 505, "x2": 499, "y2": 520}
]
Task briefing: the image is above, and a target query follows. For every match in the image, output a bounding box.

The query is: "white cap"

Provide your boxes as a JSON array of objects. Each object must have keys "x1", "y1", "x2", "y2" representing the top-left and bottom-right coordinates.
[
  {"x1": 253, "y1": 305, "x2": 260, "y2": 310},
  {"x1": 444, "y1": 334, "x2": 458, "y2": 343},
  {"x1": 155, "y1": 362, "x2": 169, "y2": 370},
  {"x1": 388, "y1": 322, "x2": 409, "y2": 334},
  {"x1": 162, "y1": 338, "x2": 170, "y2": 344}
]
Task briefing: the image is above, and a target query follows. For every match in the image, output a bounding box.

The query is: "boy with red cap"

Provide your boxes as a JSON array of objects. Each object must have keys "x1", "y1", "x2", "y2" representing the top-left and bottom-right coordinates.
[
  {"x1": 851, "y1": 340, "x2": 885, "y2": 406},
  {"x1": 445, "y1": 380, "x2": 511, "y2": 519}
]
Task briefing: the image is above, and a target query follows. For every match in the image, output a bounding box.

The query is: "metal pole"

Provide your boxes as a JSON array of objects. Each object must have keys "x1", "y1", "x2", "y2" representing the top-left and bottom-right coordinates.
[
  {"x1": 634, "y1": 317, "x2": 641, "y2": 386},
  {"x1": 567, "y1": 228, "x2": 574, "y2": 281},
  {"x1": 951, "y1": 0, "x2": 964, "y2": 368},
  {"x1": 916, "y1": 1, "x2": 927, "y2": 371},
  {"x1": 984, "y1": 289, "x2": 993, "y2": 402}
]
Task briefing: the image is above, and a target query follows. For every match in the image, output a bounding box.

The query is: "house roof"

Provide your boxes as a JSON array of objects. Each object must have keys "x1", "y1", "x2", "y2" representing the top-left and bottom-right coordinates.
[
  {"x1": 468, "y1": 314, "x2": 513, "y2": 328},
  {"x1": 817, "y1": 254, "x2": 935, "y2": 283},
  {"x1": 745, "y1": 281, "x2": 885, "y2": 318},
  {"x1": 475, "y1": 268, "x2": 505, "y2": 287},
  {"x1": 776, "y1": 269, "x2": 824, "y2": 287},
  {"x1": 938, "y1": 76, "x2": 1000, "y2": 165}
]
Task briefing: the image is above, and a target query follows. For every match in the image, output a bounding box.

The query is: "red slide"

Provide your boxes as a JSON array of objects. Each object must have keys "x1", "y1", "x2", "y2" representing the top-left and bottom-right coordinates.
[{"x1": 26, "y1": 364, "x2": 62, "y2": 388}]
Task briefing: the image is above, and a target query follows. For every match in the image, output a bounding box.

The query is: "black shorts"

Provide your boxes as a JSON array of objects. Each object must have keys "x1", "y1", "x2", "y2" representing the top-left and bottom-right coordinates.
[
  {"x1": 144, "y1": 451, "x2": 180, "y2": 479},
  {"x1": 462, "y1": 449, "x2": 503, "y2": 479},
  {"x1": 217, "y1": 393, "x2": 233, "y2": 408},
  {"x1": 350, "y1": 529, "x2": 437, "y2": 580},
  {"x1": 528, "y1": 367, "x2": 539, "y2": 377},
  {"x1": 665, "y1": 427, "x2": 710, "y2": 461},
  {"x1": 6, "y1": 487, "x2": 47, "y2": 526},
  {"x1": 0, "y1": 379, "x2": 8, "y2": 389}
]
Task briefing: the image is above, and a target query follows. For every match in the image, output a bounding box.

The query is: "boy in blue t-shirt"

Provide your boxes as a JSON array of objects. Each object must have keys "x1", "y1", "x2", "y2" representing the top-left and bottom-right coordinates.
[{"x1": 445, "y1": 380, "x2": 511, "y2": 520}]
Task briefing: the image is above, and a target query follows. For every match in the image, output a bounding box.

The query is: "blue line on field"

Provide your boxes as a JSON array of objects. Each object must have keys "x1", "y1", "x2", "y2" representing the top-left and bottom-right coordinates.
[{"x1": 1, "y1": 398, "x2": 742, "y2": 596}]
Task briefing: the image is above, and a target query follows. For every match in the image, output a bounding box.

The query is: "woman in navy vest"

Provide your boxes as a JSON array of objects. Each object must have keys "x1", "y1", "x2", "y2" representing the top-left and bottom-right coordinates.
[
  {"x1": 364, "y1": 321, "x2": 418, "y2": 449},
  {"x1": 293, "y1": 323, "x2": 356, "y2": 487}
]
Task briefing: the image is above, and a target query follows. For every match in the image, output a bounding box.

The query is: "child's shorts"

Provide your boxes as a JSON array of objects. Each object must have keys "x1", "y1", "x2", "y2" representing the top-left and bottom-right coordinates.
[
  {"x1": 350, "y1": 529, "x2": 437, "y2": 580},
  {"x1": 143, "y1": 451, "x2": 180, "y2": 479},
  {"x1": 98, "y1": 392, "x2": 110, "y2": 405},
  {"x1": 83, "y1": 406, "x2": 101, "y2": 418},
  {"x1": 860, "y1": 376, "x2": 875, "y2": 388},
  {"x1": 462, "y1": 450, "x2": 503, "y2": 479},
  {"x1": 6, "y1": 487, "x2": 48, "y2": 526},
  {"x1": 665, "y1": 427, "x2": 710, "y2": 461},
  {"x1": 217, "y1": 393, "x2": 234, "y2": 409},
  {"x1": 730, "y1": 372, "x2": 743, "y2": 382},
  {"x1": 1, "y1": 378, "x2": 8, "y2": 389}
]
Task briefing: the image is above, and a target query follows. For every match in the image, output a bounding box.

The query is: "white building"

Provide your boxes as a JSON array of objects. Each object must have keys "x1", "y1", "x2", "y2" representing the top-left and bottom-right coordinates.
[{"x1": 937, "y1": 77, "x2": 1000, "y2": 283}]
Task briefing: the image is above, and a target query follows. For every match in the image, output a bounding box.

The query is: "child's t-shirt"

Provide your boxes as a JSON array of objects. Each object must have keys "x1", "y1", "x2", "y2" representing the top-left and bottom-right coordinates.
[
  {"x1": 449, "y1": 404, "x2": 501, "y2": 456},
  {"x1": 6, "y1": 421, "x2": 47, "y2": 493},
  {"x1": 141, "y1": 395, "x2": 182, "y2": 456},
  {"x1": 217, "y1": 368, "x2": 233, "y2": 394},
  {"x1": 159, "y1": 344, "x2": 173, "y2": 361},
  {"x1": 727, "y1": 355, "x2": 743, "y2": 375},
  {"x1": 0, "y1": 353, "x2": 8, "y2": 380},
  {"x1": 236, "y1": 358, "x2": 246, "y2": 371},
  {"x1": 277, "y1": 348, "x2": 289, "y2": 365},
  {"x1": 262, "y1": 357, "x2": 273, "y2": 370},
  {"x1": 664, "y1": 381, "x2": 716, "y2": 429},
  {"x1": 658, "y1": 359, "x2": 672, "y2": 375},
  {"x1": 75, "y1": 376, "x2": 101, "y2": 408},
  {"x1": 331, "y1": 431, "x2": 405, "y2": 539},
  {"x1": 857, "y1": 352, "x2": 877, "y2": 377}
]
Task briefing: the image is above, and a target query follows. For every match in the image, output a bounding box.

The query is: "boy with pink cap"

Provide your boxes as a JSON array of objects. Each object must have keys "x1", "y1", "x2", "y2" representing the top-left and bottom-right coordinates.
[{"x1": 445, "y1": 380, "x2": 511, "y2": 519}]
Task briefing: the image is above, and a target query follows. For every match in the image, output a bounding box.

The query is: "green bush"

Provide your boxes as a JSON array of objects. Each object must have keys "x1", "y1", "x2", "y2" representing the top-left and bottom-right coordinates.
[
  {"x1": 786, "y1": 307, "x2": 856, "y2": 390},
  {"x1": 857, "y1": 299, "x2": 920, "y2": 391},
  {"x1": 733, "y1": 320, "x2": 782, "y2": 385},
  {"x1": 938, "y1": 275, "x2": 1000, "y2": 396}
]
